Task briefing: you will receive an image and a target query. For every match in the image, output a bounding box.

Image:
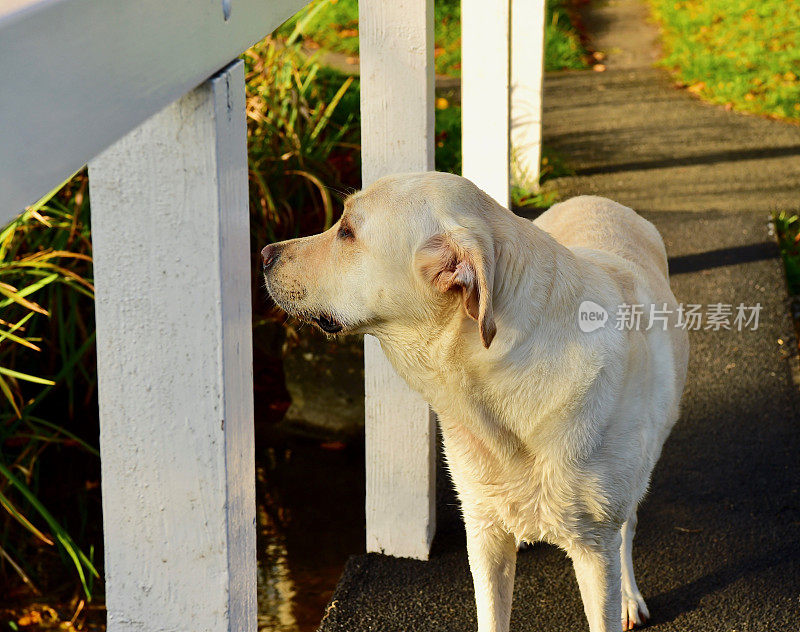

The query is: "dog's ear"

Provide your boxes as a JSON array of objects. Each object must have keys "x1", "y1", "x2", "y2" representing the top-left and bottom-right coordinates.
[{"x1": 415, "y1": 234, "x2": 496, "y2": 348}]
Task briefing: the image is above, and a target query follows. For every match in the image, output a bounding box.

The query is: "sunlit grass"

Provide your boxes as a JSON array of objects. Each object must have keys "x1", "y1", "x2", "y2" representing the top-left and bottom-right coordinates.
[{"x1": 651, "y1": 0, "x2": 800, "y2": 121}]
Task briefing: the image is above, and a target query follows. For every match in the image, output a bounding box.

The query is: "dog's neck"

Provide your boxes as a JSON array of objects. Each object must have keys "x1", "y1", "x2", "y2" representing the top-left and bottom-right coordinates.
[
  {"x1": 492, "y1": 215, "x2": 573, "y2": 334},
  {"x1": 375, "y1": 214, "x2": 588, "y2": 416}
]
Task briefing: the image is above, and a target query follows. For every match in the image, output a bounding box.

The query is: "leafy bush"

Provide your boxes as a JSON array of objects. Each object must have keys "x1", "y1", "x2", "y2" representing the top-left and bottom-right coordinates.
[
  {"x1": 244, "y1": 36, "x2": 358, "y2": 245},
  {"x1": 545, "y1": 0, "x2": 588, "y2": 71}
]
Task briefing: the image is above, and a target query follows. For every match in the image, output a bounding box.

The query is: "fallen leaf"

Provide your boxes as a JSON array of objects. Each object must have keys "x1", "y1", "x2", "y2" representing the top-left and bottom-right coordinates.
[
  {"x1": 321, "y1": 441, "x2": 347, "y2": 451},
  {"x1": 592, "y1": 64, "x2": 606, "y2": 72},
  {"x1": 18, "y1": 611, "x2": 43, "y2": 626}
]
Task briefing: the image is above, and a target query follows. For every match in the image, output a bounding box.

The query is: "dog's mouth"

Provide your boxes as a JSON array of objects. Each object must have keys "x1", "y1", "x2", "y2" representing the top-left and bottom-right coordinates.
[
  {"x1": 264, "y1": 279, "x2": 345, "y2": 334},
  {"x1": 312, "y1": 314, "x2": 344, "y2": 334}
]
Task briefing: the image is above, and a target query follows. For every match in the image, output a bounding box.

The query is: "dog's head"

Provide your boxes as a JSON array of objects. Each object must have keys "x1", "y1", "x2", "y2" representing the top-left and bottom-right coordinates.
[{"x1": 262, "y1": 172, "x2": 501, "y2": 348}]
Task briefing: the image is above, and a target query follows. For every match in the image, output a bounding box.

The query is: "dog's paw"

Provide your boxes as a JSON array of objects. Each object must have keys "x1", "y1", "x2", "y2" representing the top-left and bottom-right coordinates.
[{"x1": 621, "y1": 592, "x2": 649, "y2": 630}]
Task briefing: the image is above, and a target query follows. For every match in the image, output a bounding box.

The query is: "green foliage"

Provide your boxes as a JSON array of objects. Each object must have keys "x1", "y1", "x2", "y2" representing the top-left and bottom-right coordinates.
[
  {"x1": 434, "y1": 1, "x2": 462, "y2": 76},
  {"x1": 0, "y1": 174, "x2": 99, "y2": 598},
  {"x1": 278, "y1": 0, "x2": 362, "y2": 58},
  {"x1": 279, "y1": 0, "x2": 588, "y2": 76},
  {"x1": 651, "y1": 0, "x2": 800, "y2": 121},
  {"x1": 545, "y1": 0, "x2": 588, "y2": 71},
  {"x1": 774, "y1": 211, "x2": 800, "y2": 295},
  {"x1": 244, "y1": 37, "x2": 359, "y2": 244},
  {"x1": 434, "y1": 101, "x2": 463, "y2": 174}
]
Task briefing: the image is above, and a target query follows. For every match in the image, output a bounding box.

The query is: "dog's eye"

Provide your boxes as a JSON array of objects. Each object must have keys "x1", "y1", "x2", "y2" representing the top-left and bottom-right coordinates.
[{"x1": 337, "y1": 223, "x2": 354, "y2": 240}]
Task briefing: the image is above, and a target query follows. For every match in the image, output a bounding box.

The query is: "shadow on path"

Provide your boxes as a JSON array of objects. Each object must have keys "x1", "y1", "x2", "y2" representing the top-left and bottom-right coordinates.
[{"x1": 668, "y1": 242, "x2": 777, "y2": 275}]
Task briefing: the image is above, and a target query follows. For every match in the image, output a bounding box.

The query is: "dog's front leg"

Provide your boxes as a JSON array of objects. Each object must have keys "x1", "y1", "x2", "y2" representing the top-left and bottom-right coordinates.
[
  {"x1": 464, "y1": 514, "x2": 517, "y2": 632},
  {"x1": 570, "y1": 533, "x2": 623, "y2": 632}
]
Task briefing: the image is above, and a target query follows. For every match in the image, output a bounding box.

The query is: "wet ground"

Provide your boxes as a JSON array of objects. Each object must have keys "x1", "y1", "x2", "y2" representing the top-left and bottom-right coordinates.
[{"x1": 254, "y1": 330, "x2": 366, "y2": 632}]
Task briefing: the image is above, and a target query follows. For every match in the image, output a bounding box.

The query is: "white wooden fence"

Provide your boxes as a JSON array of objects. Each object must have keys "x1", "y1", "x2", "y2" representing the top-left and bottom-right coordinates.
[{"x1": 0, "y1": 0, "x2": 544, "y2": 627}]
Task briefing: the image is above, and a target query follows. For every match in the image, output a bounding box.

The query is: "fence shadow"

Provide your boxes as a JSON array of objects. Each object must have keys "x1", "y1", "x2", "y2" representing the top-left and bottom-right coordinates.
[{"x1": 668, "y1": 241, "x2": 777, "y2": 275}]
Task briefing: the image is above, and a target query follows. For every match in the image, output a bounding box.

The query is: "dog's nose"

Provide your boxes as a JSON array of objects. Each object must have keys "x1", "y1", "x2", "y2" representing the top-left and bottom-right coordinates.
[{"x1": 261, "y1": 244, "x2": 279, "y2": 272}]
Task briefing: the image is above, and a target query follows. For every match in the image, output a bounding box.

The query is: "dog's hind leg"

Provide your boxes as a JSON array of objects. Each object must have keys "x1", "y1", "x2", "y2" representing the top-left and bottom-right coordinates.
[
  {"x1": 464, "y1": 515, "x2": 517, "y2": 632},
  {"x1": 620, "y1": 511, "x2": 649, "y2": 630}
]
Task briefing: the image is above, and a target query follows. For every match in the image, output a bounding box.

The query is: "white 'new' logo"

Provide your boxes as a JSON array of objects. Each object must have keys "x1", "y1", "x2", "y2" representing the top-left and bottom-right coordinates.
[{"x1": 578, "y1": 301, "x2": 608, "y2": 333}]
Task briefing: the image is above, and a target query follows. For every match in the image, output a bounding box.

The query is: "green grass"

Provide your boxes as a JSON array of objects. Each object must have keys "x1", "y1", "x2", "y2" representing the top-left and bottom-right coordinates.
[
  {"x1": 651, "y1": 0, "x2": 800, "y2": 121},
  {"x1": 279, "y1": 0, "x2": 588, "y2": 76},
  {"x1": 774, "y1": 211, "x2": 800, "y2": 295},
  {"x1": 544, "y1": 0, "x2": 588, "y2": 71}
]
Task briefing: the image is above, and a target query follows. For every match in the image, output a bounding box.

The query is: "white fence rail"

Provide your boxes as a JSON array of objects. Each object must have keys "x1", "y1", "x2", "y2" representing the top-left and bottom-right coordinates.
[
  {"x1": 1, "y1": 0, "x2": 544, "y2": 627},
  {"x1": 0, "y1": 0, "x2": 307, "y2": 220}
]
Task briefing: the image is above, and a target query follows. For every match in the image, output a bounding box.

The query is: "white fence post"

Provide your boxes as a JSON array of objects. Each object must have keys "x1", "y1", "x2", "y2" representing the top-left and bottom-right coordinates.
[
  {"x1": 511, "y1": 0, "x2": 547, "y2": 191},
  {"x1": 88, "y1": 60, "x2": 256, "y2": 631},
  {"x1": 461, "y1": 0, "x2": 511, "y2": 208},
  {"x1": 359, "y1": 0, "x2": 437, "y2": 560}
]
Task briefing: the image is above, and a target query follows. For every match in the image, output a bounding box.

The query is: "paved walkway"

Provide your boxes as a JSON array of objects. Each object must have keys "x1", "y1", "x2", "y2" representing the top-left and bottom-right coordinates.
[
  {"x1": 542, "y1": 0, "x2": 800, "y2": 214},
  {"x1": 319, "y1": 2, "x2": 800, "y2": 630}
]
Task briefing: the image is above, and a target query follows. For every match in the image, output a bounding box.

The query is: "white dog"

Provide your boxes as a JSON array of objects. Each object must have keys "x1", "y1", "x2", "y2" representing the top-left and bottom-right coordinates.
[{"x1": 262, "y1": 172, "x2": 689, "y2": 632}]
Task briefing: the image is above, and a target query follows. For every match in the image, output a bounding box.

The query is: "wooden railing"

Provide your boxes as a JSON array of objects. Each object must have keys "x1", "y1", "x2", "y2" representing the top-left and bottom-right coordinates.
[{"x1": 0, "y1": 0, "x2": 544, "y2": 628}]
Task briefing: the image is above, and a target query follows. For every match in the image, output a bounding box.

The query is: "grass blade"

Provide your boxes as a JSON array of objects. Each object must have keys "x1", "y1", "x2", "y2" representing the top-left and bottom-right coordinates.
[
  {"x1": 0, "y1": 273, "x2": 59, "y2": 310},
  {"x1": 0, "y1": 373, "x2": 22, "y2": 417},
  {"x1": 0, "y1": 461, "x2": 99, "y2": 598},
  {"x1": 0, "y1": 367, "x2": 56, "y2": 386},
  {"x1": 0, "y1": 489, "x2": 55, "y2": 545},
  {"x1": 310, "y1": 75, "x2": 354, "y2": 141}
]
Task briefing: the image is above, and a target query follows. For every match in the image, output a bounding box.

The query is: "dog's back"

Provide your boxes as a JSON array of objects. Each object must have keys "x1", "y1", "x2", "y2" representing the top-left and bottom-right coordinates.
[
  {"x1": 535, "y1": 194, "x2": 689, "y2": 435},
  {"x1": 534, "y1": 195, "x2": 669, "y2": 282}
]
